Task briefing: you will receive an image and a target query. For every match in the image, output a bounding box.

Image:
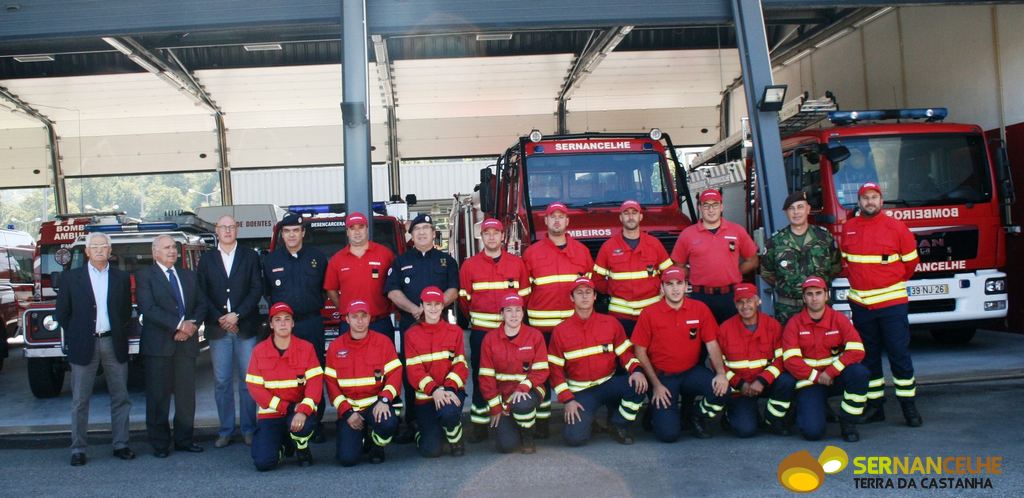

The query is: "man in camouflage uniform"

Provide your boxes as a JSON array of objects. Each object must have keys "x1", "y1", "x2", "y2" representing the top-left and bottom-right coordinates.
[{"x1": 761, "y1": 191, "x2": 841, "y2": 324}]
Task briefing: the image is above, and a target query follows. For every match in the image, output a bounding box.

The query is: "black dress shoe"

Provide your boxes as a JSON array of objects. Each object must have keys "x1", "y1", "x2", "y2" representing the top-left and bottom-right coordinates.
[
  {"x1": 611, "y1": 426, "x2": 635, "y2": 445},
  {"x1": 153, "y1": 448, "x2": 170, "y2": 458},
  {"x1": 113, "y1": 448, "x2": 136, "y2": 460},
  {"x1": 70, "y1": 453, "x2": 87, "y2": 466},
  {"x1": 174, "y1": 443, "x2": 204, "y2": 453}
]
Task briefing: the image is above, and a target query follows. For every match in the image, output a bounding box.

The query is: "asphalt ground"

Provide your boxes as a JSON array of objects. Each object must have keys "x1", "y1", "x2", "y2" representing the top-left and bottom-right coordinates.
[
  {"x1": 1, "y1": 329, "x2": 1022, "y2": 496},
  {"x1": 0, "y1": 378, "x2": 1020, "y2": 497}
]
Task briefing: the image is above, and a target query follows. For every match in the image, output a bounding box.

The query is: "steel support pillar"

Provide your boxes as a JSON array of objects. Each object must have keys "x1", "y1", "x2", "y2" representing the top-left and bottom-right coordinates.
[
  {"x1": 215, "y1": 114, "x2": 233, "y2": 206},
  {"x1": 0, "y1": 86, "x2": 66, "y2": 214},
  {"x1": 732, "y1": 0, "x2": 787, "y2": 235},
  {"x1": 341, "y1": 0, "x2": 373, "y2": 236}
]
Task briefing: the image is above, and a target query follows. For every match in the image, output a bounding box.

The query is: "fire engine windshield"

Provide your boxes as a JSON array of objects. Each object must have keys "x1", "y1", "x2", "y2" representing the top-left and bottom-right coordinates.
[
  {"x1": 68, "y1": 241, "x2": 173, "y2": 274},
  {"x1": 525, "y1": 152, "x2": 671, "y2": 210},
  {"x1": 831, "y1": 133, "x2": 992, "y2": 208}
]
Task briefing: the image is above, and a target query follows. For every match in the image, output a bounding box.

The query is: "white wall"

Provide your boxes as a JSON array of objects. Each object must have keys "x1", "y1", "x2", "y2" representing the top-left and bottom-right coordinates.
[
  {"x1": 728, "y1": 4, "x2": 1024, "y2": 133},
  {"x1": 0, "y1": 126, "x2": 51, "y2": 188}
]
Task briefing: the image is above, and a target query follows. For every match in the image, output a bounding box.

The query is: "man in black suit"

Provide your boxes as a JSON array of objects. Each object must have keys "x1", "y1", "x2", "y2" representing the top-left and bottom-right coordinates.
[
  {"x1": 55, "y1": 232, "x2": 135, "y2": 466},
  {"x1": 136, "y1": 234, "x2": 206, "y2": 457},
  {"x1": 197, "y1": 215, "x2": 264, "y2": 448}
]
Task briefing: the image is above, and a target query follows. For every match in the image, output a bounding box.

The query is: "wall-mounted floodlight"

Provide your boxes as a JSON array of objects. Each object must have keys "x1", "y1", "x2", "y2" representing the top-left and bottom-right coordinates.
[{"x1": 758, "y1": 84, "x2": 788, "y2": 112}]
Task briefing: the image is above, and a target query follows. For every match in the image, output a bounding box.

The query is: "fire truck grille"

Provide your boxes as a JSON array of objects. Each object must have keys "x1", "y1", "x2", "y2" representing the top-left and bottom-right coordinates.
[
  {"x1": 908, "y1": 299, "x2": 956, "y2": 314},
  {"x1": 914, "y1": 227, "x2": 978, "y2": 263}
]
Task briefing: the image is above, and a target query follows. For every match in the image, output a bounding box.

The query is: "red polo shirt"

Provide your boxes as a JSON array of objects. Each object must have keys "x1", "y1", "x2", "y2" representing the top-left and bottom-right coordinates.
[
  {"x1": 323, "y1": 241, "x2": 395, "y2": 318},
  {"x1": 670, "y1": 219, "x2": 757, "y2": 287},
  {"x1": 632, "y1": 298, "x2": 719, "y2": 375}
]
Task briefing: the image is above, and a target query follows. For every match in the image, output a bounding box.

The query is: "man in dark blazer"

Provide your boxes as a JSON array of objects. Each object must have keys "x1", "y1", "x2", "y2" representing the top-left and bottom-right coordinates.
[
  {"x1": 55, "y1": 232, "x2": 135, "y2": 466},
  {"x1": 197, "y1": 215, "x2": 264, "y2": 448},
  {"x1": 136, "y1": 234, "x2": 206, "y2": 457}
]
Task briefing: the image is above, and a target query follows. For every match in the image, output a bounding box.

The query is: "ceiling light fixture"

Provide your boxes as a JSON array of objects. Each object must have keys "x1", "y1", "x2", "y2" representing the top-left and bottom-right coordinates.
[
  {"x1": 243, "y1": 43, "x2": 283, "y2": 52},
  {"x1": 13, "y1": 55, "x2": 55, "y2": 63},
  {"x1": 476, "y1": 33, "x2": 513, "y2": 42}
]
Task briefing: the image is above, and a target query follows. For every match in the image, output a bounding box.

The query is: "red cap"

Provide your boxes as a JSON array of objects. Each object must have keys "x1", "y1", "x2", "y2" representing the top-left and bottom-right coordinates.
[
  {"x1": 699, "y1": 189, "x2": 723, "y2": 204},
  {"x1": 269, "y1": 302, "x2": 293, "y2": 319},
  {"x1": 661, "y1": 266, "x2": 687, "y2": 282},
  {"x1": 619, "y1": 200, "x2": 642, "y2": 213},
  {"x1": 802, "y1": 276, "x2": 827, "y2": 290},
  {"x1": 544, "y1": 202, "x2": 569, "y2": 216},
  {"x1": 345, "y1": 211, "x2": 368, "y2": 227},
  {"x1": 858, "y1": 182, "x2": 882, "y2": 198},
  {"x1": 420, "y1": 286, "x2": 445, "y2": 304},
  {"x1": 733, "y1": 283, "x2": 758, "y2": 301},
  {"x1": 571, "y1": 276, "x2": 594, "y2": 291},
  {"x1": 501, "y1": 294, "x2": 524, "y2": 309},
  {"x1": 481, "y1": 218, "x2": 503, "y2": 232},
  {"x1": 346, "y1": 300, "x2": 370, "y2": 315}
]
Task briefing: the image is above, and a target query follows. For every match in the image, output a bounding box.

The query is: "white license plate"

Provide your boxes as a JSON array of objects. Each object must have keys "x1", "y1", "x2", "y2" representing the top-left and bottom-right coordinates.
[{"x1": 908, "y1": 284, "x2": 949, "y2": 297}]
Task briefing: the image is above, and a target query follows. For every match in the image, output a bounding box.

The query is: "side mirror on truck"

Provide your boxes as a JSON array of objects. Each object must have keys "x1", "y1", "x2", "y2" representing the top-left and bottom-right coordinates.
[
  {"x1": 822, "y1": 144, "x2": 850, "y2": 164},
  {"x1": 479, "y1": 167, "x2": 496, "y2": 216}
]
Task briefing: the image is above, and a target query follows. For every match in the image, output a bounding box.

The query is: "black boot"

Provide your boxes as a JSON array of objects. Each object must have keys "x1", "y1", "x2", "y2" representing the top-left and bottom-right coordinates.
[
  {"x1": 861, "y1": 402, "x2": 886, "y2": 423},
  {"x1": 468, "y1": 423, "x2": 489, "y2": 443},
  {"x1": 313, "y1": 422, "x2": 326, "y2": 444},
  {"x1": 689, "y1": 408, "x2": 712, "y2": 439},
  {"x1": 395, "y1": 421, "x2": 417, "y2": 444},
  {"x1": 534, "y1": 418, "x2": 550, "y2": 440},
  {"x1": 296, "y1": 448, "x2": 314, "y2": 466},
  {"x1": 450, "y1": 438, "x2": 466, "y2": 457},
  {"x1": 640, "y1": 405, "x2": 653, "y2": 432},
  {"x1": 368, "y1": 444, "x2": 386, "y2": 464},
  {"x1": 899, "y1": 399, "x2": 923, "y2": 427},
  {"x1": 840, "y1": 419, "x2": 860, "y2": 443},
  {"x1": 520, "y1": 427, "x2": 536, "y2": 454},
  {"x1": 763, "y1": 414, "x2": 791, "y2": 436},
  {"x1": 611, "y1": 425, "x2": 635, "y2": 445}
]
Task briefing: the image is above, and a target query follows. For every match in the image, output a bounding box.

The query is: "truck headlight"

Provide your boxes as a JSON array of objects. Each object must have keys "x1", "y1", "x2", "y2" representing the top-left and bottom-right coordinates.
[
  {"x1": 42, "y1": 315, "x2": 60, "y2": 331},
  {"x1": 984, "y1": 278, "x2": 1006, "y2": 294}
]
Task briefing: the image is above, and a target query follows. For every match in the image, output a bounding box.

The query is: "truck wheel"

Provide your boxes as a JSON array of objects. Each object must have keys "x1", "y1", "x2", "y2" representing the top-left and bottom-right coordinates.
[
  {"x1": 27, "y1": 357, "x2": 66, "y2": 398},
  {"x1": 930, "y1": 328, "x2": 977, "y2": 345}
]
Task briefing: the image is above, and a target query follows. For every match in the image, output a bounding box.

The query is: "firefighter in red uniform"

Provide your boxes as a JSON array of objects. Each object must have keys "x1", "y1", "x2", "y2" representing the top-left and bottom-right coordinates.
[
  {"x1": 522, "y1": 201, "x2": 594, "y2": 435},
  {"x1": 717, "y1": 283, "x2": 795, "y2": 437},
  {"x1": 670, "y1": 189, "x2": 759, "y2": 323},
  {"x1": 593, "y1": 200, "x2": 673, "y2": 336},
  {"x1": 404, "y1": 286, "x2": 470, "y2": 458},
  {"x1": 458, "y1": 218, "x2": 531, "y2": 442},
  {"x1": 839, "y1": 182, "x2": 922, "y2": 427},
  {"x1": 548, "y1": 277, "x2": 647, "y2": 446},
  {"x1": 478, "y1": 294, "x2": 548, "y2": 454},
  {"x1": 324, "y1": 211, "x2": 396, "y2": 338},
  {"x1": 783, "y1": 276, "x2": 869, "y2": 442},
  {"x1": 325, "y1": 299, "x2": 402, "y2": 466},
  {"x1": 633, "y1": 267, "x2": 727, "y2": 442},
  {"x1": 245, "y1": 302, "x2": 322, "y2": 471}
]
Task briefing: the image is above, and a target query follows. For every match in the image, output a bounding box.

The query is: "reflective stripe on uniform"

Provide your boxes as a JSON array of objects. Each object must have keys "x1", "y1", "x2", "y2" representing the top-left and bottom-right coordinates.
[
  {"x1": 406, "y1": 351, "x2": 452, "y2": 366},
  {"x1": 245, "y1": 374, "x2": 264, "y2": 385},
  {"x1": 531, "y1": 274, "x2": 582, "y2": 286},
  {"x1": 563, "y1": 344, "x2": 613, "y2": 361},
  {"x1": 841, "y1": 252, "x2": 901, "y2": 264},
  {"x1": 724, "y1": 358, "x2": 769, "y2": 370},
  {"x1": 608, "y1": 295, "x2": 662, "y2": 316},
  {"x1": 567, "y1": 373, "x2": 613, "y2": 392},
  {"x1": 848, "y1": 281, "x2": 908, "y2": 306},
  {"x1": 472, "y1": 281, "x2": 521, "y2": 291}
]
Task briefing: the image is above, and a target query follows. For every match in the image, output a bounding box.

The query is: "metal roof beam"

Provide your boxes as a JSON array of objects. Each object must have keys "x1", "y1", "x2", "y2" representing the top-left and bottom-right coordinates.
[
  {"x1": 556, "y1": 25, "x2": 632, "y2": 133},
  {"x1": 102, "y1": 36, "x2": 222, "y2": 115}
]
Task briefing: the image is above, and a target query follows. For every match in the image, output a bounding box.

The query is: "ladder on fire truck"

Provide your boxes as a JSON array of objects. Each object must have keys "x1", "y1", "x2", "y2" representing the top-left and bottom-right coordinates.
[{"x1": 687, "y1": 92, "x2": 838, "y2": 193}]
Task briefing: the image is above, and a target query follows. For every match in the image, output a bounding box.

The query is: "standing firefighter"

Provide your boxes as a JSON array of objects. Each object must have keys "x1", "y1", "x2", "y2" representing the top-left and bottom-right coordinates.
[
  {"x1": 761, "y1": 191, "x2": 842, "y2": 324},
  {"x1": 522, "y1": 201, "x2": 594, "y2": 435},
  {"x1": 783, "y1": 277, "x2": 868, "y2": 442},
  {"x1": 593, "y1": 200, "x2": 673, "y2": 336},
  {"x1": 839, "y1": 182, "x2": 922, "y2": 427},
  {"x1": 477, "y1": 294, "x2": 549, "y2": 454},
  {"x1": 246, "y1": 303, "x2": 323, "y2": 470},
  {"x1": 458, "y1": 217, "x2": 531, "y2": 442}
]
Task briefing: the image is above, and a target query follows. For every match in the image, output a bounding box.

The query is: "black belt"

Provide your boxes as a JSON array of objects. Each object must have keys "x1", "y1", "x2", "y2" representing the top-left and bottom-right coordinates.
[
  {"x1": 691, "y1": 285, "x2": 734, "y2": 295},
  {"x1": 94, "y1": 331, "x2": 111, "y2": 338}
]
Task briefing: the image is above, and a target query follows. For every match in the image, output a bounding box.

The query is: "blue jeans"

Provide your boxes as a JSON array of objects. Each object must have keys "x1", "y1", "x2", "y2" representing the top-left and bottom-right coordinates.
[{"x1": 210, "y1": 334, "x2": 258, "y2": 438}]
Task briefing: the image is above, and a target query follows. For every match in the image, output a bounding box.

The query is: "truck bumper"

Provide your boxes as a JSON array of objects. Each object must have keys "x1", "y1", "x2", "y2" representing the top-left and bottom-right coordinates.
[{"x1": 830, "y1": 269, "x2": 1008, "y2": 325}]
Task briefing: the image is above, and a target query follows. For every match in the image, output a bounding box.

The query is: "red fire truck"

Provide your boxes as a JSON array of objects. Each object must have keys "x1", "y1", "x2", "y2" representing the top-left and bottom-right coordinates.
[
  {"x1": 691, "y1": 98, "x2": 1014, "y2": 345},
  {"x1": 448, "y1": 130, "x2": 697, "y2": 323},
  {"x1": 268, "y1": 203, "x2": 409, "y2": 345},
  {"x1": 32, "y1": 212, "x2": 133, "y2": 301},
  {"x1": 20, "y1": 213, "x2": 214, "y2": 397},
  {"x1": 1, "y1": 228, "x2": 35, "y2": 371}
]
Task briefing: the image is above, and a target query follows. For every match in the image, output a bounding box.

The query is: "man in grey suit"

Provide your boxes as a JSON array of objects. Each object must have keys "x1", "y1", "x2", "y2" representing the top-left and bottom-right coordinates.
[
  {"x1": 197, "y1": 215, "x2": 264, "y2": 448},
  {"x1": 135, "y1": 234, "x2": 206, "y2": 458},
  {"x1": 55, "y1": 232, "x2": 135, "y2": 466}
]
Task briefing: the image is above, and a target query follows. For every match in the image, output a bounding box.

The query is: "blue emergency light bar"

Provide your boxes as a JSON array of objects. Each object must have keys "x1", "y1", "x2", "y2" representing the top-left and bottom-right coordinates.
[
  {"x1": 829, "y1": 108, "x2": 947, "y2": 126},
  {"x1": 86, "y1": 222, "x2": 179, "y2": 233},
  {"x1": 287, "y1": 202, "x2": 388, "y2": 215}
]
